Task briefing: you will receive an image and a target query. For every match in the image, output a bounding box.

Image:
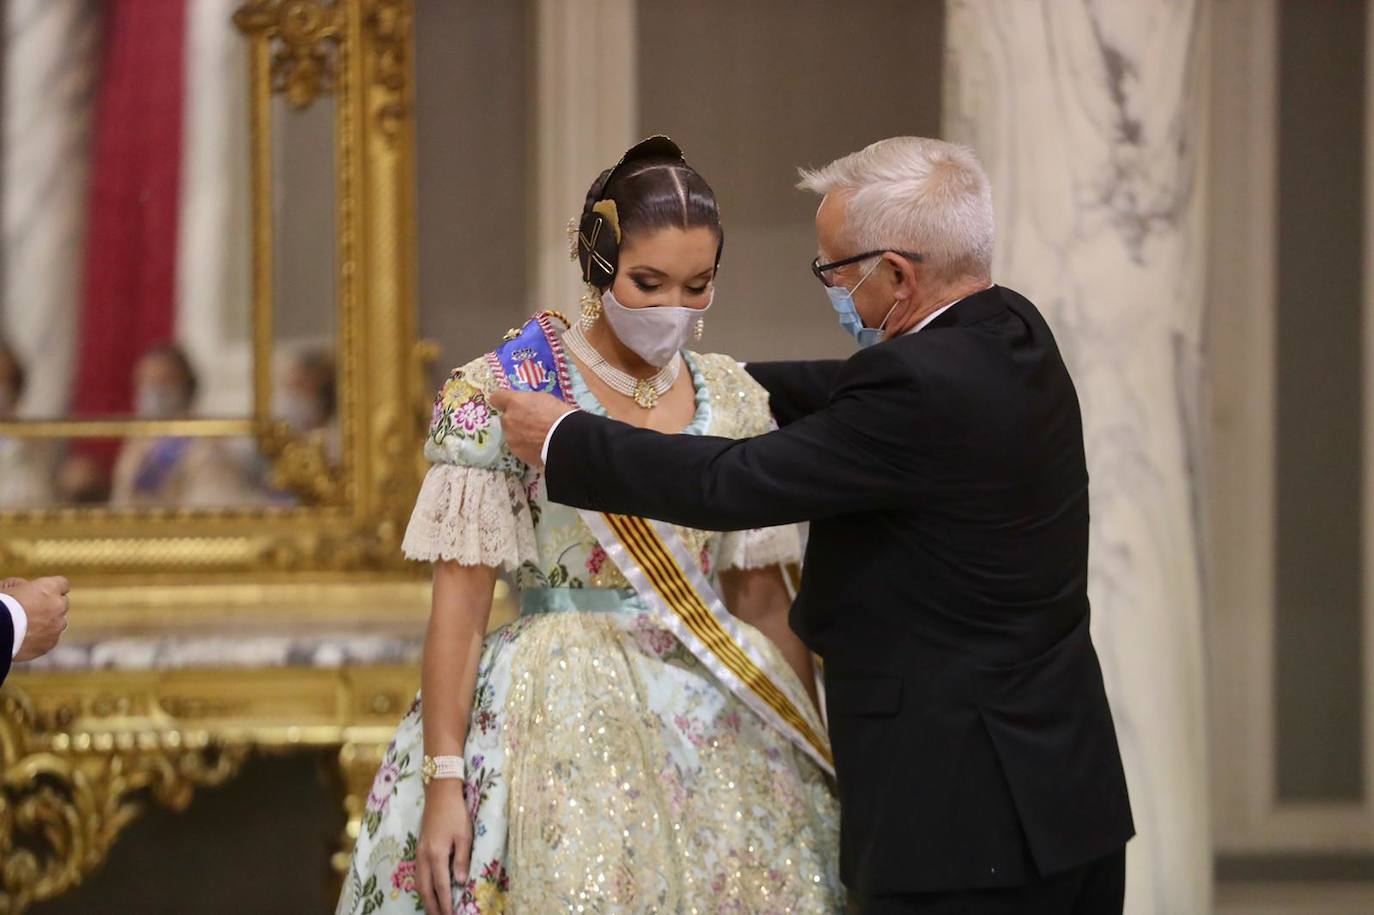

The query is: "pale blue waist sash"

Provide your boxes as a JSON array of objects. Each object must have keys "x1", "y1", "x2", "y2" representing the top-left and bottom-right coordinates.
[{"x1": 519, "y1": 587, "x2": 645, "y2": 616}]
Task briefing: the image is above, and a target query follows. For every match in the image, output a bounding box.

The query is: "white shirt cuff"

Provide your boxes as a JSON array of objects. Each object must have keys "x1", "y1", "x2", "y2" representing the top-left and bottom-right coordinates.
[
  {"x1": 540, "y1": 410, "x2": 577, "y2": 464},
  {"x1": 0, "y1": 593, "x2": 27, "y2": 659}
]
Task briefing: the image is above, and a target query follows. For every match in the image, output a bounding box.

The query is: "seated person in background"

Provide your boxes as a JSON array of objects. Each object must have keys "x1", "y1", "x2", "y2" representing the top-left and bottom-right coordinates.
[
  {"x1": 0, "y1": 339, "x2": 56, "y2": 509},
  {"x1": 278, "y1": 346, "x2": 339, "y2": 462},
  {"x1": 54, "y1": 451, "x2": 111, "y2": 505},
  {"x1": 111, "y1": 344, "x2": 264, "y2": 508}
]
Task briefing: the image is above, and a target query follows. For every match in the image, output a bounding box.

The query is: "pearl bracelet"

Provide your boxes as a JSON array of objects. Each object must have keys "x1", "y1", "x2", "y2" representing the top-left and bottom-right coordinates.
[{"x1": 421, "y1": 754, "x2": 466, "y2": 785}]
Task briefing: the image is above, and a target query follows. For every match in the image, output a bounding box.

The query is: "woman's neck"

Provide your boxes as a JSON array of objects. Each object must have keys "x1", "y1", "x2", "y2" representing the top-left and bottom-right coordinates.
[{"x1": 585, "y1": 316, "x2": 660, "y2": 379}]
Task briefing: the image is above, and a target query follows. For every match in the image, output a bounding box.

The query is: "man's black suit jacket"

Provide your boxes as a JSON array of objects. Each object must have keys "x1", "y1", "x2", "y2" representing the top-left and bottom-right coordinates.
[
  {"x1": 0, "y1": 603, "x2": 13, "y2": 685},
  {"x1": 544, "y1": 285, "x2": 1134, "y2": 895}
]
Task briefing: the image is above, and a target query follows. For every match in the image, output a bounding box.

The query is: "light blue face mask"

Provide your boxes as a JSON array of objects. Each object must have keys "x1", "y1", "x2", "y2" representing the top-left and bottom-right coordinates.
[{"x1": 824, "y1": 258, "x2": 898, "y2": 348}]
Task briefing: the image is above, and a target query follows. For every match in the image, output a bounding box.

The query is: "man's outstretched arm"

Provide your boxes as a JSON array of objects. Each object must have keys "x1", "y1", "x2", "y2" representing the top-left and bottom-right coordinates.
[
  {"x1": 494, "y1": 346, "x2": 922, "y2": 531},
  {"x1": 745, "y1": 360, "x2": 846, "y2": 426}
]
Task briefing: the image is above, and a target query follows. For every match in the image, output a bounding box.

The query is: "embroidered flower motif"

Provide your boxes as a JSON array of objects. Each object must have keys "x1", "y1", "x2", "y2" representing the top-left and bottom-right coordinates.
[
  {"x1": 630, "y1": 615, "x2": 679, "y2": 659},
  {"x1": 699, "y1": 546, "x2": 712, "y2": 576},
  {"x1": 366, "y1": 761, "x2": 401, "y2": 814},
  {"x1": 454, "y1": 397, "x2": 492, "y2": 435},
  {"x1": 586, "y1": 544, "x2": 607, "y2": 575},
  {"x1": 480, "y1": 858, "x2": 512, "y2": 892},
  {"x1": 390, "y1": 859, "x2": 417, "y2": 896}
]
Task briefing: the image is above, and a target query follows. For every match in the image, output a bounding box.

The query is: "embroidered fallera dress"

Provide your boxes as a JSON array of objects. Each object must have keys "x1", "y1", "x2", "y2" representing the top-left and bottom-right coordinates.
[{"x1": 336, "y1": 326, "x2": 843, "y2": 915}]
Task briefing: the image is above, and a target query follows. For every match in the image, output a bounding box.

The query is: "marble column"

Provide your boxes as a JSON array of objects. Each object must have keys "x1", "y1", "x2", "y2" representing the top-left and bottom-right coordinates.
[
  {"x1": 944, "y1": 2, "x2": 1212, "y2": 912},
  {"x1": 2, "y1": 0, "x2": 100, "y2": 417},
  {"x1": 176, "y1": 0, "x2": 253, "y2": 417},
  {"x1": 531, "y1": 0, "x2": 637, "y2": 313}
]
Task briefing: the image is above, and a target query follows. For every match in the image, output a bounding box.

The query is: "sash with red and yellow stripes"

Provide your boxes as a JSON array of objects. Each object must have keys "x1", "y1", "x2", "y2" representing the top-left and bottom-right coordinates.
[{"x1": 579, "y1": 510, "x2": 835, "y2": 776}]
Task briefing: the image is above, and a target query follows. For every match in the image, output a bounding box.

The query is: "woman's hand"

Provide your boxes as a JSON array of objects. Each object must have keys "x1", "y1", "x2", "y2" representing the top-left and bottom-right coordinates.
[{"x1": 416, "y1": 780, "x2": 471, "y2": 915}]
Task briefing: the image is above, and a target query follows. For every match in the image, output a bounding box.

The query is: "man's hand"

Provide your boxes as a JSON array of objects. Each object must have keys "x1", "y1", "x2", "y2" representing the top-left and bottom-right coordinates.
[
  {"x1": 488, "y1": 390, "x2": 576, "y2": 467},
  {"x1": 3, "y1": 577, "x2": 70, "y2": 661}
]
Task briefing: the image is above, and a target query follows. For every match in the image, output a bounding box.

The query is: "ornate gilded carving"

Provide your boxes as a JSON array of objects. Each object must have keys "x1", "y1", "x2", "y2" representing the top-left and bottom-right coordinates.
[
  {"x1": 234, "y1": 0, "x2": 346, "y2": 109},
  {"x1": 0, "y1": 690, "x2": 250, "y2": 914},
  {"x1": 366, "y1": 0, "x2": 412, "y2": 140},
  {"x1": 332, "y1": 742, "x2": 388, "y2": 875},
  {"x1": 256, "y1": 420, "x2": 346, "y2": 505}
]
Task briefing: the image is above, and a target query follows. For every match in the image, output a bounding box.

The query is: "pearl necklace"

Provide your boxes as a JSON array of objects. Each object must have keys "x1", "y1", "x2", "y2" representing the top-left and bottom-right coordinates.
[{"x1": 563, "y1": 324, "x2": 681, "y2": 409}]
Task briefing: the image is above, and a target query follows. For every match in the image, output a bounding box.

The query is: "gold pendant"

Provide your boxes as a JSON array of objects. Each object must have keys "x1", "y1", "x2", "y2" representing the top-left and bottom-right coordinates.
[{"x1": 633, "y1": 379, "x2": 659, "y2": 409}]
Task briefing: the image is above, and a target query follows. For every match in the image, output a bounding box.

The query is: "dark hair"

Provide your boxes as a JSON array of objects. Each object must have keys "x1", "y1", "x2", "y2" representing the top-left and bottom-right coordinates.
[
  {"x1": 294, "y1": 348, "x2": 337, "y2": 419},
  {"x1": 604, "y1": 155, "x2": 721, "y2": 243},
  {"x1": 584, "y1": 154, "x2": 723, "y2": 262},
  {"x1": 0, "y1": 338, "x2": 25, "y2": 397},
  {"x1": 142, "y1": 342, "x2": 199, "y2": 403}
]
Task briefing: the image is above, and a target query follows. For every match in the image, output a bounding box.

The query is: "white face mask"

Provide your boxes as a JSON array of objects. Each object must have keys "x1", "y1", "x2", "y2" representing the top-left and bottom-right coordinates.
[
  {"x1": 279, "y1": 394, "x2": 325, "y2": 432},
  {"x1": 136, "y1": 385, "x2": 185, "y2": 419},
  {"x1": 600, "y1": 287, "x2": 713, "y2": 367}
]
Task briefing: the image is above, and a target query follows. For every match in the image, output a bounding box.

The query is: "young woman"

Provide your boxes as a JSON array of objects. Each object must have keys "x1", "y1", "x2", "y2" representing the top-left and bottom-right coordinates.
[{"x1": 336, "y1": 138, "x2": 842, "y2": 915}]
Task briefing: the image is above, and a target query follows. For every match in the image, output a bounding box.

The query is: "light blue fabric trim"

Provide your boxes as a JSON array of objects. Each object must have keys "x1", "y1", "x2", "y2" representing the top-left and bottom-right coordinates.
[{"x1": 519, "y1": 587, "x2": 645, "y2": 615}]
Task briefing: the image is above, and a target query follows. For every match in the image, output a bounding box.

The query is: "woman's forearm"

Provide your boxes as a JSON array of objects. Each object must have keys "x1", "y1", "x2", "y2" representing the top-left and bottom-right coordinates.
[
  {"x1": 420, "y1": 561, "x2": 498, "y2": 760},
  {"x1": 720, "y1": 565, "x2": 819, "y2": 707}
]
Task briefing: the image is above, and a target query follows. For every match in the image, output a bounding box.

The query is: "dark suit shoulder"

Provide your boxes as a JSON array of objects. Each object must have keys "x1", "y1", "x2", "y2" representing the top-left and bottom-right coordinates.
[{"x1": 833, "y1": 338, "x2": 923, "y2": 391}]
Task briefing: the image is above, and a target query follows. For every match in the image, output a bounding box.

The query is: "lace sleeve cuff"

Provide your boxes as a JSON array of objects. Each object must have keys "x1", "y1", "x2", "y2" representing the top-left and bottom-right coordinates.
[
  {"x1": 401, "y1": 464, "x2": 538, "y2": 572},
  {"x1": 719, "y1": 524, "x2": 803, "y2": 571}
]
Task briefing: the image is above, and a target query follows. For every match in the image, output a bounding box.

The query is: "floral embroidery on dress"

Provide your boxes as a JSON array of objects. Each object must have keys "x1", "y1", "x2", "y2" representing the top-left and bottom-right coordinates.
[
  {"x1": 362, "y1": 750, "x2": 411, "y2": 840},
  {"x1": 431, "y1": 374, "x2": 493, "y2": 447}
]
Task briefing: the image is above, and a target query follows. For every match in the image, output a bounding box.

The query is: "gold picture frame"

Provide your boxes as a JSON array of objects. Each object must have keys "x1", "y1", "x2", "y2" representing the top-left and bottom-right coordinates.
[{"x1": 0, "y1": 0, "x2": 427, "y2": 589}]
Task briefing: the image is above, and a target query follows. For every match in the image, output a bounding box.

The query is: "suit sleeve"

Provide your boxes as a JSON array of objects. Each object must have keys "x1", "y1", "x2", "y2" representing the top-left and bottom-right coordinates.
[
  {"x1": 0, "y1": 601, "x2": 13, "y2": 684},
  {"x1": 546, "y1": 347, "x2": 922, "y2": 530},
  {"x1": 745, "y1": 360, "x2": 846, "y2": 426}
]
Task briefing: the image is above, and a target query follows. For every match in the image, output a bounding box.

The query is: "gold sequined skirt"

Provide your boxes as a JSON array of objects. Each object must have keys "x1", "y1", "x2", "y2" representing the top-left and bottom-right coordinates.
[{"x1": 338, "y1": 602, "x2": 844, "y2": 914}]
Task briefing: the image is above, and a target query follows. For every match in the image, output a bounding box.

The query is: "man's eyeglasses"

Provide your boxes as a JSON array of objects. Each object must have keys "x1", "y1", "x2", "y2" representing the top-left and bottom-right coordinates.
[{"x1": 811, "y1": 250, "x2": 923, "y2": 288}]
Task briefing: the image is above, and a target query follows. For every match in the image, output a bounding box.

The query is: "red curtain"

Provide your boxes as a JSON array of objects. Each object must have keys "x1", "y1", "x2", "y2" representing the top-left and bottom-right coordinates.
[{"x1": 73, "y1": 0, "x2": 187, "y2": 421}]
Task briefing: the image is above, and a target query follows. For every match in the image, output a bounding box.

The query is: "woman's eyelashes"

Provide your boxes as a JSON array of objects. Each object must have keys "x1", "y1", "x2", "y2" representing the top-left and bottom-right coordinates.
[{"x1": 630, "y1": 277, "x2": 711, "y2": 296}]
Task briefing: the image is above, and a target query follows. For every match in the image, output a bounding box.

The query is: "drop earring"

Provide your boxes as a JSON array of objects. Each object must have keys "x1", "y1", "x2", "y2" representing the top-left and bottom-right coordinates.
[
  {"x1": 580, "y1": 289, "x2": 602, "y2": 330},
  {"x1": 694, "y1": 317, "x2": 705, "y2": 341}
]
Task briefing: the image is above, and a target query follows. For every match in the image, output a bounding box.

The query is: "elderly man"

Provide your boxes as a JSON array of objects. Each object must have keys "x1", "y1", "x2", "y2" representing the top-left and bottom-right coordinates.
[
  {"x1": 0, "y1": 576, "x2": 71, "y2": 683},
  {"x1": 493, "y1": 137, "x2": 1133, "y2": 914}
]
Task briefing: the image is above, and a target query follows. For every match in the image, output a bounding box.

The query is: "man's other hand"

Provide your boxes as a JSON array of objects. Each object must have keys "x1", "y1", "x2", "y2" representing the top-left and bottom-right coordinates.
[{"x1": 4, "y1": 577, "x2": 70, "y2": 661}]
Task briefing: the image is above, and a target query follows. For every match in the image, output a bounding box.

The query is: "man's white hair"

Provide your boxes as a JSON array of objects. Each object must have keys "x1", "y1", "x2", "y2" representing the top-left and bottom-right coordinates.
[{"x1": 798, "y1": 137, "x2": 994, "y2": 284}]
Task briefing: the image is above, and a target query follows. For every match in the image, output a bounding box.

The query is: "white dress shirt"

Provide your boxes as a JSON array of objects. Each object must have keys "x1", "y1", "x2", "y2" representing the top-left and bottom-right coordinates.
[
  {"x1": 0, "y1": 594, "x2": 27, "y2": 659},
  {"x1": 539, "y1": 288, "x2": 991, "y2": 462}
]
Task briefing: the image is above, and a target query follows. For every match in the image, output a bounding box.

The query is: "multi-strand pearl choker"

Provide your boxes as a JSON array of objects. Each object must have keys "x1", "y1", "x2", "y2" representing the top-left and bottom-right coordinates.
[{"x1": 563, "y1": 323, "x2": 681, "y2": 409}]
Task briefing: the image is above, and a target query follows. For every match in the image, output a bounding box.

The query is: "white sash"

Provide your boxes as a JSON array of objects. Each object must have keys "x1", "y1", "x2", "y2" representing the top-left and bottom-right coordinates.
[{"x1": 579, "y1": 509, "x2": 834, "y2": 776}]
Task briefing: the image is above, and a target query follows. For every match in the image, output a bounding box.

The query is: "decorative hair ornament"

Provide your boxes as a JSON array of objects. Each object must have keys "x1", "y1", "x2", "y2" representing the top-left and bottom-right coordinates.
[
  {"x1": 566, "y1": 216, "x2": 580, "y2": 261},
  {"x1": 590, "y1": 199, "x2": 622, "y2": 243}
]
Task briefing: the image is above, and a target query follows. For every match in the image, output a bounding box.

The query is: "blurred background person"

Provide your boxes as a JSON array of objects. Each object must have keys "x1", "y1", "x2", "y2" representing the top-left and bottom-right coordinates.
[
  {"x1": 110, "y1": 343, "x2": 263, "y2": 507},
  {"x1": 0, "y1": 339, "x2": 56, "y2": 508},
  {"x1": 278, "y1": 345, "x2": 338, "y2": 461},
  {"x1": 53, "y1": 450, "x2": 111, "y2": 505}
]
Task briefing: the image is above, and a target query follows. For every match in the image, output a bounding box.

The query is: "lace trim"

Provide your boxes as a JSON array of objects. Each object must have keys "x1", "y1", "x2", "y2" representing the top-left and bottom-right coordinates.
[
  {"x1": 401, "y1": 464, "x2": 537, "y2": 571},
  {"x1": 719, "y1": 524, "x2": 802, "y2": 571}
]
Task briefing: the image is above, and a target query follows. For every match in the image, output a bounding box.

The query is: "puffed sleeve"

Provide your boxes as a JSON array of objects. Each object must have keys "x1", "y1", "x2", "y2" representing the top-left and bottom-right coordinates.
[
  {"x1": 693, "y1": 353, "x2": 806, "y2": 572},
  {"x1": 401, "y1": 355, "x2": 539, "y2": 571}
]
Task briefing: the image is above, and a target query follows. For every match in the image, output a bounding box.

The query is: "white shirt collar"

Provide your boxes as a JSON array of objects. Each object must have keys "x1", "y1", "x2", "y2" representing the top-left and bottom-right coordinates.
[{"x1": 901, "y1": 285, "x2": 994, "y2": 336}]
